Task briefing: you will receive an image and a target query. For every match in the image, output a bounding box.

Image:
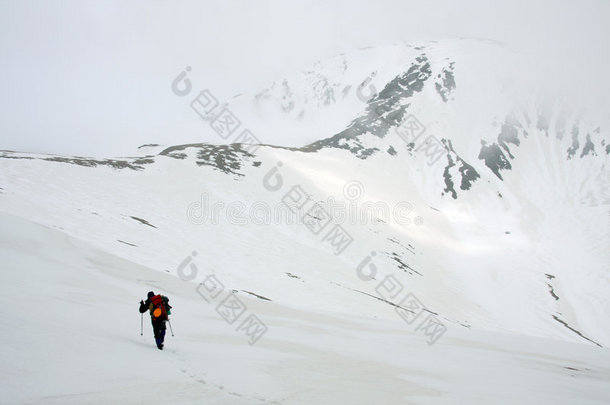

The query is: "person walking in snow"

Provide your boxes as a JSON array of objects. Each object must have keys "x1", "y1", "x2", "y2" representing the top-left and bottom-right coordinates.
[{"x1": 139, "y1": 291, "x2": 172, "y2": 350}]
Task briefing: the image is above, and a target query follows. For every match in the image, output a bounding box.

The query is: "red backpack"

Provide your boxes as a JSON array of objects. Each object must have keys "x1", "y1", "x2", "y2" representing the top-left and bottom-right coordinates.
[{"x1": 150, "y1": 295, "x2": 171, "y2": 320}]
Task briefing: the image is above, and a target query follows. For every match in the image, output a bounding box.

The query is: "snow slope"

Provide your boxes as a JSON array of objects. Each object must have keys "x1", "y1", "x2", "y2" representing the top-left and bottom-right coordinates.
[
  {"x1": 2, "y1": 212, "x2": 609, "y2": 404},
  {"x1": 1, "y1": 140, "x2": 607, "y2": 346},
  {"x1": 0, "y1": 38, "x2": 609, "y2": 403}
]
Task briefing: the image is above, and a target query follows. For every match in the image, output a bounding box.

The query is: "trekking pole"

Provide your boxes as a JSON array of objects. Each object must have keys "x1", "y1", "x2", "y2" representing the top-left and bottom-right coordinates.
[
  {"x1": 168, "y1": 319, "x2": 174, "y2": 337},
  {"x1": 140, "y1": 313, "x2": 143, "y2": 336}
]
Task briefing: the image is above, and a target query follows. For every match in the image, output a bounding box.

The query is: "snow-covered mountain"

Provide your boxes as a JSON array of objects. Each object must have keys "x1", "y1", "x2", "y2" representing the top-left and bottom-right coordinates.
[{"x1": 1, "y1": 38, "x2": 608, "y2": 403}]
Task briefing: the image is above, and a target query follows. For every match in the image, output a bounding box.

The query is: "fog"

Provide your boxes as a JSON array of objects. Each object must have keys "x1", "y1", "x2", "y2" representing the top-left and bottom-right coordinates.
[{"x1": 0, "y1": 0, "x2": 608, "y2": 156}]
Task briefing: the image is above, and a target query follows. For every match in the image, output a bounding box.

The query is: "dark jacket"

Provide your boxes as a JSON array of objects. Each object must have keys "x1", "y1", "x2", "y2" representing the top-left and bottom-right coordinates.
[
  {"x1": 139, "y1": 298, "x2": 153, "y2": 315},
  {"x1": 139, "y1": 296, "x2": 171, "y2": 320},
  {"x1": 139, "y1": 297, "x2": 166, "y2": 345}
]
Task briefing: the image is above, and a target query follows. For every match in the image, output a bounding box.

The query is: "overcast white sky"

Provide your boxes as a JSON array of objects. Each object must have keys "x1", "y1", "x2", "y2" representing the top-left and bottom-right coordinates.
[{"x1": 0, "y1": 0, "x2": 608, "y2": 157}]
